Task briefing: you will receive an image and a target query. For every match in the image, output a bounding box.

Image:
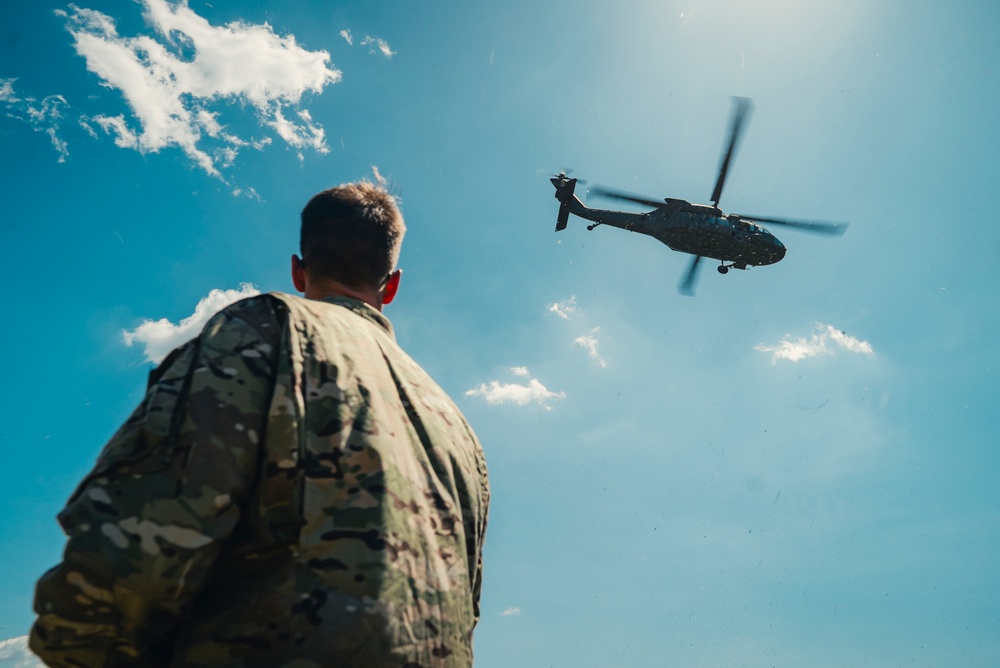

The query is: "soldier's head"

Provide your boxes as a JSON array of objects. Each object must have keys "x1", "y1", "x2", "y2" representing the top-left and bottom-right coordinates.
[{"x1": 293, "y1": 180, "x2": 406, "y2": 309}]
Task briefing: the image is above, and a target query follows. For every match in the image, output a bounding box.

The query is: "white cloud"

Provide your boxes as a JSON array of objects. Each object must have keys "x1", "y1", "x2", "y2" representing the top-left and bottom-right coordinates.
[
  {"x1": 123, "y1": 283, "x2": 260, "y2": 364},
  {"x1": 58, "y1": 1, "x2": 341, "y2": 176},
  {"x1": 547, "y1": 295, "x2": 578, "y2": 320},
  {"x1": 826, "y1": 327, "x2": 875, "y2": 355},
  {"x1": 1, "y1": 77, "x2": 71, "y2": 162},
  {"x1": 755, "y1": 323, "x2": 875, "y2": 364},
  {"x1": 466, "y1": 367, "x2": 565, "y2": 411},
  {"x1": 81, "y1": 113, "x2": 138, "y2": 149},
  {"x1": 0, "y1": 636, "x2": 44, "y2": 667},
  {"x1": 360, "y1": 35, "x2": 395, "y2": 58},
  {"x1": 574, "y1": 327, "x2": 608, "y2": 368},
  {"x1": 339, "y1": 29, "x2": 353, "y2": 45},
  {"x1": 501, "y1": 607, "x2": 522, "y2": 617},
  {"x1": 0, "y1": 78, "x2": 17, "y2": 103},
  {"x1": 232, "y1": 186, "x2": 263, "y2": 202}
]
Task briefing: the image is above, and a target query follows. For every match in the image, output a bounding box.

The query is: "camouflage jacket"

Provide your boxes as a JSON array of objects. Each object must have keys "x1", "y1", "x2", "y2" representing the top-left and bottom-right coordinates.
[{"x1": 31, "y1": 294, "x2": 489, "y2": 667}]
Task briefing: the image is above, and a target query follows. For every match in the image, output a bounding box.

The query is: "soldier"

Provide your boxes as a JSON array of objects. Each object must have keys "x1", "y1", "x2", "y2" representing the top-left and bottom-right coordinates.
[{"x1": 31, "y1": 181, "x2": 490, "y2": 667}]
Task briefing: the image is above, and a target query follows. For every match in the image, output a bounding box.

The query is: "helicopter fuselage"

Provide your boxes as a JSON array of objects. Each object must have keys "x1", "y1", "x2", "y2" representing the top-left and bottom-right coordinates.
[
  {"x1": 557, "y1": 188, "x2": 786, "y2": 268},
  {"x1": 549, "y1": 98, "x2": 846, "y2": 295}
]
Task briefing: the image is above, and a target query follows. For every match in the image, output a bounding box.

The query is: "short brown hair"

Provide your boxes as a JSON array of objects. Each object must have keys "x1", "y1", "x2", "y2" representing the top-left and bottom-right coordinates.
[{"x1": 300, "y1": 181, "x2": 406, "y2": 289}]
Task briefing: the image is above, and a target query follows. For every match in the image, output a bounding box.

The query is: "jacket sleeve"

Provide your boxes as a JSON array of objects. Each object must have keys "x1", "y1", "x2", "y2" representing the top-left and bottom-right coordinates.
[
  {"x1": 30, "y1": 299, "x2": 282, "y2": 667},
  {"x1": 470, "y1": 439, "x2": 489, "y2": 628}
]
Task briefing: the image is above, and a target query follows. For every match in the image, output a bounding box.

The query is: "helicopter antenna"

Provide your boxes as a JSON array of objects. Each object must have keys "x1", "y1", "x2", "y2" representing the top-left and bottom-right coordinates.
[{"x1": 710, "y1": 97, "x2": 753, "y2": 208}]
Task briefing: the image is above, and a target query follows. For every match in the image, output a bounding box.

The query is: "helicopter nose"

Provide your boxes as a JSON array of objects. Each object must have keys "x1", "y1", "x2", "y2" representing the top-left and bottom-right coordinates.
[{"x1": 772, "y1": 239, "x2": 786, "y2": 263}]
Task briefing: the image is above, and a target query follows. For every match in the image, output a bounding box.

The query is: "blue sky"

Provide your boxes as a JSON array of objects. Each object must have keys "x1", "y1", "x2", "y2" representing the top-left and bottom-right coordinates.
[{"x1": 2, "y1": 0, "x2": 999, "y2": 665}]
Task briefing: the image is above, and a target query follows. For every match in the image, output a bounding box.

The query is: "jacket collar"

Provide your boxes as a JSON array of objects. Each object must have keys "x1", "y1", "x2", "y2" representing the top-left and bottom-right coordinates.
[{"x1": 320, "y1": 295, "x2": 395, "y2": 339}]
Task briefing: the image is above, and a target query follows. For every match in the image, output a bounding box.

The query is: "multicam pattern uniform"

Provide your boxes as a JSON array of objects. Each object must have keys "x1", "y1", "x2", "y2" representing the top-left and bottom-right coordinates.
[{"x1": 31, "y1": 294, "x2": 489, "y2": 668}]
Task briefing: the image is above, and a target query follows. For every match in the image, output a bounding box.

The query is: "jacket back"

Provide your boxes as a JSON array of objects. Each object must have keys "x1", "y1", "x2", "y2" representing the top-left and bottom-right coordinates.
[{"x1": 31, "y1": 294, "x2": 489, "y2": 668}]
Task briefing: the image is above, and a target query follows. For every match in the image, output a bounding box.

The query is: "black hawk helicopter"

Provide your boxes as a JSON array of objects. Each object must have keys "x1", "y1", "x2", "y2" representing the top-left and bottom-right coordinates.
[{"x1": 550, "y1": 97, "x2": 848, "y2": 295}]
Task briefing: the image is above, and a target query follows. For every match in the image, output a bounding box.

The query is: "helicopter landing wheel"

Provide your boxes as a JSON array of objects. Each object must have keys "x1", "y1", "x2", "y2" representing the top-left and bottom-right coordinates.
[{"x1": 717, "y1": 265, "x2": 729, "y2": 275}]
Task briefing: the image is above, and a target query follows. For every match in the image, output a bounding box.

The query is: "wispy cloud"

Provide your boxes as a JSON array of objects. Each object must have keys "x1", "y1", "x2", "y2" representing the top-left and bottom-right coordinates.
[
  {"x1": 1, "y1": 78, "x2": 70, "y2": 162},
  {"x1": 370, "y1": 164, "x2": 388, "y2": 187},
  {"x1": 501, "y1": 607, "x2": 522, "y2": 617},
  {"x1": 339, "y1": 29, "x2": 353, "y2": 46},
  {"x1": 58, "y1": 0, "x2": 341, "y2": 177},
  {"x1": 0, "y1": 635, "x2": 43, "y2": 667},
  {"x1": 231, "y1": 186, "x2": 263, "y2": 202},
  {"x1": 574, "y1": 327, "x2": 608, "y2": 368},
  {"x1": 360, "y1": 35, "x2": 395, "y2": 58},
  {"x1": 546, "y1": 297, "x2": 608, "y2": 367},
  {"x1": 123, "y1": 283, "x2": 260, "y2": 364},
  {"x1": 547, "y1": 295, "x2": 578, "y2": 320},
  {"x1": 466, "y1": 367, "x2": 565, "y2": 411},
  {"x1": 755, "y1": 323, "x2": 875, "y2": 364}
]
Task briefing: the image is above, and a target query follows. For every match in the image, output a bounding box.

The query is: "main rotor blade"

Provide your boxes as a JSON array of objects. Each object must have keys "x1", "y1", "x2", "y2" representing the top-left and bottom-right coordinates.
[
  {"x1": 710, "y1": 97, "x2": 753, "y2": 207},
  {"x1": 678, "y1": 254, "x2": 702, "y2": 296},
  {"x1": 587, "y1": 186, "x2": 664, "y2": 209},
  {"x1": 738, "y1": 214, "x2": 849, "y2": 236}
]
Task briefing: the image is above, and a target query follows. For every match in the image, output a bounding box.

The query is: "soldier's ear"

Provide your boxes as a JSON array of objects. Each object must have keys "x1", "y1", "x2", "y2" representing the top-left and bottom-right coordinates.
[
  {"x1": 291, "y1": 254, "x2": 307, "y2": 293},
  {"x1": 381, "y1": 269, "x2": 402, "y2": 306}
]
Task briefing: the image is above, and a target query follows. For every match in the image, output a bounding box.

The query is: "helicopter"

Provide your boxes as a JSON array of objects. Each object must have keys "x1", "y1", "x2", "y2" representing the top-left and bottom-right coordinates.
[{"x1": 550, "y1": 97, "x2": 848, "y2": 295}]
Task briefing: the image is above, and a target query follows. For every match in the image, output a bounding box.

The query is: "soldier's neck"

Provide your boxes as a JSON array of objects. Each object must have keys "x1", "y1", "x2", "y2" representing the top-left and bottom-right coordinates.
[{"x1": 304, "y1": 281, "x2": 383, "y2": 312}]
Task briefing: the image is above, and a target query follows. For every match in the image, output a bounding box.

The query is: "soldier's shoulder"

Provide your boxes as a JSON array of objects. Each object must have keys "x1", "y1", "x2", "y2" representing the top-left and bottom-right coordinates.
[
  {"x1": 217, "y1": 292, "x2": 294, "y2": 329},
  {"x1": 223, "y1": 290, "x2": 294, "y2": 312},
  {"x1": 253, "y1": 291, "x2": 333, "y2": 318}
]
